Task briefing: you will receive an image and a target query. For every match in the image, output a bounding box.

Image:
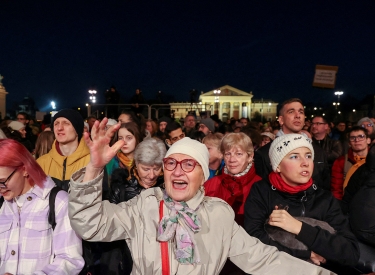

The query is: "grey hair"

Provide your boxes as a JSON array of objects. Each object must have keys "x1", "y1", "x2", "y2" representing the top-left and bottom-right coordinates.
[{"x1": 134, "y1": 137, "x2": 167, "y2": 166}]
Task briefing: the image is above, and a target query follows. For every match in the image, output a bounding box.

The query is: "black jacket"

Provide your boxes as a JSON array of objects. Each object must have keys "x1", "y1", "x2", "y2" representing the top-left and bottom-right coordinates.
[
  {"x1": 109, "y1": 167, "x2": 164, "y2": 204},
  {"x1": 254, "y1": 140, "x2": 331, "y2": 190},
  {"x1": 348, "y1": 145, "x2": 375, "y2": 246},
  {"x1": 244, "y1": 179, "x2": 359, "y2": 266},
  {"x1": 312, "y1": 136, "x2": 343, "y2": 167}
]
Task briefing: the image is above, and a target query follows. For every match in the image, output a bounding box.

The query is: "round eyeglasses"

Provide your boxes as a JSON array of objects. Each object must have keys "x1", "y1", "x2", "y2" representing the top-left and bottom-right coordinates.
[
  {"x1": 163, "y1": 158, "x2": 201, "y2": 173},
  {"x1": 0, "y1": 168, "x2": 18, "y2": 189}
]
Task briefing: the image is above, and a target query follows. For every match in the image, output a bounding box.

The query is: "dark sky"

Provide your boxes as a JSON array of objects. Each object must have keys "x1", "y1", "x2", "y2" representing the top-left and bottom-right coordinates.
[{"x1": 1, "y1": 1, "x2": 375, "y2": 112}]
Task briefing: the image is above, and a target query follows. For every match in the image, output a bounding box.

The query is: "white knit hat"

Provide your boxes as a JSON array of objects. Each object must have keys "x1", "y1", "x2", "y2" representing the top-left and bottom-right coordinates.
[
  {"x1": 8, "y1": 121, "x2": 25, "y2": 131},
  {"x1": 165, "y1": 137, "x2": 209, "y2": 181},
  {"x1": 269, "y1": 134, "x2": 314, "y2": 172}
]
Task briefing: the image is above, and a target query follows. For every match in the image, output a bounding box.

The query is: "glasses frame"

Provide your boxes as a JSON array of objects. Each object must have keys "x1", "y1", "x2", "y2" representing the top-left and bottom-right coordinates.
[
  {"x1": 349, "y1": 134, "x2": 366, "y2": 142},
  {"x1": 361, "y1": 123, "x2": 373, "y2": 128},
  {"x1": 163, "y1": 157, "x2": 201, "y2": 173},
  {"x1": 0, "y1": 168, "x2": 18, "y2": 189}
]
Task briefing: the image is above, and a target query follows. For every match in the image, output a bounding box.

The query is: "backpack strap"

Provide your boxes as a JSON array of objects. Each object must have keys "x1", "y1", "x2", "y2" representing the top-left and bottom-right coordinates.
[
  {"x1": 0, "y1": 196, "x2": 4, "y2": 209},
  {"x1": 48, "y1": 186, "x2": 63, "y2": 230}
]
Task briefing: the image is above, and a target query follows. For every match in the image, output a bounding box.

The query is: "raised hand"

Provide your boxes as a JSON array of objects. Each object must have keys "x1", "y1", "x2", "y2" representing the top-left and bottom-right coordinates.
[
  {"x1": 83, "y1": 118, "x2": 124, "y2": 181},
  {"x1": 268, "y1": 208, "x2": 303, "y2": 235}
]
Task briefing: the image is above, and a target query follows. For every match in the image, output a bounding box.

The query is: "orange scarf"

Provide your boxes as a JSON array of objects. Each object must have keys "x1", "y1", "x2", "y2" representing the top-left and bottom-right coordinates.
[{"x1": 117, "y1": 151, "x2": 134, "y2": 171}]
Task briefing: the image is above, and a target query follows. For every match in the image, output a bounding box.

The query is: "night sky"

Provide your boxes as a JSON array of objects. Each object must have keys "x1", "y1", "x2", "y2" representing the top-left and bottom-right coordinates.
[{"x1": 2, "y1": 1, "x2": 375, "y2": 112}]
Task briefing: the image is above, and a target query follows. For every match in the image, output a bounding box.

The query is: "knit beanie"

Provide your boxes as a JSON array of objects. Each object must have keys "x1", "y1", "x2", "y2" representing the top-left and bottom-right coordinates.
[
  {"x1": 357, "y1": 117, "x2": 375, "y2": 131},
  {"x1": 165, "y1": 137, "x2": 210, "y2": 181},
  {"x1": 52, "y1": 109, "x2": 84, "y2": 140},
  {"x1": 158, "y1": 116, "x2": 172, "y2": 124},
  {"x1": 269, "y1": 134, "x2": 314, "y2": 172},
  {"x1": 200, "y1": 118, "x2": 215, "y2": 133},
  {"x1": 8, "y1": 121, "x2": 25, "y2": 131}
]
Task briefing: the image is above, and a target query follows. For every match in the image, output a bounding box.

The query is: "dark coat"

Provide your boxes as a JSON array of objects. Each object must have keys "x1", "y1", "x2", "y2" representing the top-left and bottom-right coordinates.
[
  {"x1": 312, "y1": 135, "x2": 344, "y2": 167},
  {"x1": 348, "y1": 145, "x2": 375, "y2": 246},
  {"x1": 254, "y1": 140, "x2": 331, "y2": 190},
  {"x1": 244, "y1": 179, "x2": 359, "y2": 267}
]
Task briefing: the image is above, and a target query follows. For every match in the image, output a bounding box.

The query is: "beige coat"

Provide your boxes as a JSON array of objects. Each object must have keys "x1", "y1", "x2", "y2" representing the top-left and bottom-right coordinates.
[{"x1": 68, "y1": 168, "x2": 335, "y2": 275}]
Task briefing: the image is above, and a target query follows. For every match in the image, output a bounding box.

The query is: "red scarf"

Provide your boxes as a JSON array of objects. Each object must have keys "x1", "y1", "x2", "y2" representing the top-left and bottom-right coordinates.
[{"x1": 268, "y1": 172, "x2": 313, "y2": 194}]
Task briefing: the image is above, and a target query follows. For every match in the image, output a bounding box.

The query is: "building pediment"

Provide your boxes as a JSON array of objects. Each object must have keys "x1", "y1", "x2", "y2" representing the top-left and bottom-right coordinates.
[{"x1": 200, "y1": 85, "x2": 252, "y2": 98}]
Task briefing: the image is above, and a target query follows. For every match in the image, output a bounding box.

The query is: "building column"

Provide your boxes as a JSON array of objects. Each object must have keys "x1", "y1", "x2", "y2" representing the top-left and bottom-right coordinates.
[
  {"x1": 248, "y1": 101, "x2": 252, "y2": 120},
  {"x1": 219, "y1": 102, "x2": 223, "y2": 119},
  {"x1": 212, "y1": 101, "x2": 215, "y2": 115},
  {"x1": 229, "y1": 102, "x2": 233, "y2": 118},
  {"x1": 239, "y1": 102, "x2": 242, "y2": 118}
]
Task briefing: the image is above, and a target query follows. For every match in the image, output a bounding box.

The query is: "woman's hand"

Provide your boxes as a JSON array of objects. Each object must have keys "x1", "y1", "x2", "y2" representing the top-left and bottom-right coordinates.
[
  {"x1": 310, "y1": 251, "x2": 326, "y2": 265},
  {"x1": 83, "y1": 118, "x2": 124, "y2": 181},
  {"x1": 268, "y1": 207, "x2": 302, "y2": 235}
]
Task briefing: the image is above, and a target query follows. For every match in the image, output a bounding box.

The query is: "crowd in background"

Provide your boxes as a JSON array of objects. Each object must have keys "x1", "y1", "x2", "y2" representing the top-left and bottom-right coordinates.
[{"x1": 1, "y1": 96, "x2": 375, "y2": 275}]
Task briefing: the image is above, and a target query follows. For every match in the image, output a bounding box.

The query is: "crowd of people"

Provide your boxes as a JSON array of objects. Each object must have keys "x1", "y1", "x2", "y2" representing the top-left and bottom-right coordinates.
[{"x1": 1, "y1": 96, "x2": 375, "y2": 275}]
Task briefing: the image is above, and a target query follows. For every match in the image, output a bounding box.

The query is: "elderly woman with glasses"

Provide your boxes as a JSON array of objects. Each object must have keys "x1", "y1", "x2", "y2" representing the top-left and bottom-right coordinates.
[
  {"x1": 68, "y1": 119, "x2": 334, "y2": 275},
  {"x1": 0, "y1": 139, "x2": 84, "y2": 275}
]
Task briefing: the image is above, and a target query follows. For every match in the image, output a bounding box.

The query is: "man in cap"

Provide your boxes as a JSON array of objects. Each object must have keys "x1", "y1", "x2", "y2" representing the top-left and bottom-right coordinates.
[
  {"x1": 37, "y1": 109, "x2": 90, "y2": 190},
  {"x1": 357, "y1": 117, "x2": 375, "y2": 143},
  {"x1": 198, "y1": 117, "x2": 215, "y2": 135}
]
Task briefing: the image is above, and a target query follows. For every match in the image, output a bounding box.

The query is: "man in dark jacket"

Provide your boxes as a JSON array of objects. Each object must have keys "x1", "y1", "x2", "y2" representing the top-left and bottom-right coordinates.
[
  {"x1": 254, "y1": 98, "x2": 331, "y2": 190},
  {"x1": 311, "y1": 116, "x2": 343, "y2": 169}
]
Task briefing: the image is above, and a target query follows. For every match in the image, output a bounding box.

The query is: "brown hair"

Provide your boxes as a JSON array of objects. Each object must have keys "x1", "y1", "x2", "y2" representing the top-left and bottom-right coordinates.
[
  {"x1": 279, "y1": 98, "x2": 303, "y2": 116},
  {"x1": 202, "y1": 132, "x2": 224, "y2": 150},
  {"x1": 35, "y1": 131, "x2": 55, "y2": 159}
]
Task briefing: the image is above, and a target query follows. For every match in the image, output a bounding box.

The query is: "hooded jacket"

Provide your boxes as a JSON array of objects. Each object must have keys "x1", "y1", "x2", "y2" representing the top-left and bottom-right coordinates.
[{"x1": 36, "y1": 138, "x2": 90, "y2": 191}]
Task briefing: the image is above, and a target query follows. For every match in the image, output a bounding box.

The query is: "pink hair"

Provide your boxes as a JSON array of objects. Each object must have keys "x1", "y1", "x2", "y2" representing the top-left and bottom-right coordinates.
[{"x1": 0, "y1": 139, "x2": 47, "y2": 187}]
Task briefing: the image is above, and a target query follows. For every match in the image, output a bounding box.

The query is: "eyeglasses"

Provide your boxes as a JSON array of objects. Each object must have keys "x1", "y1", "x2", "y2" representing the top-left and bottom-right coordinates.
[
  {"x1": 311, "y1": 122, "x2": 327, "y2": 126},
  {"x1": 0, "y1": 169, "x2": 18, "y2": 189},
  {"x1": 349, "y1": 134, "x2": 366, "y2": 142},
  {"x1": 170, "y1": 133, "x2": 185, "y2": 142},
  {"x1": 361, "y1": 123, "x2": 373, "y2": 128},
  {"x1": 163, "y1": 158, "x2": 201, "y2": 173}
]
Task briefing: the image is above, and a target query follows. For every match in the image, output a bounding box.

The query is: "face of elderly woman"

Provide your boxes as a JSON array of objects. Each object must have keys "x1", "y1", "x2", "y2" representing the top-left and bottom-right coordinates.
[
  {"x1": 137, "y1": 163, "x2": 162, "y2": 188},
  {"x1": 224, "y1": 146, "x2": 253, "y2": 175},
  {"x1": 163, "y1": 153, "x2": 205, "y2": 202},
  {"x1": 0, "y1": 166, "x2": 31, "y2": 200},
  {"x1": 118, "y1": 128, "x2": 136, "y2": 157},
  {"x1": 276, "y1": 147, "x2": 314, "y2": 187}
]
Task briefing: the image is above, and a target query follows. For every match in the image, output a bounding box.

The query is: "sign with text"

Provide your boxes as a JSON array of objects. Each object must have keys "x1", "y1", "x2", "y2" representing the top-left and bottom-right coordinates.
[{"x1": 312, "y1": 65, "x2": 339, "y2": 89}]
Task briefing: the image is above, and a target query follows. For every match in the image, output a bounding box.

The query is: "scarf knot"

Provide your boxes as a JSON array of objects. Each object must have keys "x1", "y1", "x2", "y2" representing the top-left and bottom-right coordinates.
[{"x1": 157, "y1": 191, "x2": 201, "y2": 264}]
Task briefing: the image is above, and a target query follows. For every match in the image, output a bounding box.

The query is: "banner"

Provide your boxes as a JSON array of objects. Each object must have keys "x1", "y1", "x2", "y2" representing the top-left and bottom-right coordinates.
[{"x1": 312, "y1": 65, "x2": 339, "y2": 89}]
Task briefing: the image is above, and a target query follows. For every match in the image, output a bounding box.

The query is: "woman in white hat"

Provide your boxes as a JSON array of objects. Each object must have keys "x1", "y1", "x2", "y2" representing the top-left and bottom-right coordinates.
[
  {"x1": 68, "y1": 120, "x2": 334, "y2": 275},
  {"x1": 244, "y1": 134, "x2": 359, "y2": 273}
]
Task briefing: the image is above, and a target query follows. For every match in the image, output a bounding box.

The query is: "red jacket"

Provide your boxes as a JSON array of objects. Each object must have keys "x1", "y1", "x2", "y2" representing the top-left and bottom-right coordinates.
[
  {"x1": 331, "y1": 148, "x2": 356, "y2": 200},
  {"x1": 204, "y1": 164, "x2": 261, "y2": 226}
]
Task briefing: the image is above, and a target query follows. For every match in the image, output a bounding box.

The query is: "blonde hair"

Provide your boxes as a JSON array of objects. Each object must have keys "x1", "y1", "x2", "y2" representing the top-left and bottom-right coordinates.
[
  {"x1": 220, "y1": 132, "x2": 254, "y2": 155},
  {"x1": 202, "y1": 132, "x2": 224, "y2": 150}
]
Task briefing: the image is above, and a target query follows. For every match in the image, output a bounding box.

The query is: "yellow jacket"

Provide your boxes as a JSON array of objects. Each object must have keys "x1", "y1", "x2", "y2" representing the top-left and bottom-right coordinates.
[{"x1": 37, "y1": 138, "x2": 90, "y2": 190}]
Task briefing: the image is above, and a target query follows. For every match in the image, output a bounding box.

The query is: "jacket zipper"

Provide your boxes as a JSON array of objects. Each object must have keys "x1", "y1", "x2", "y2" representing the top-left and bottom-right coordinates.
[
  {"x1": 62, "y1": 158, "x2": 67, "y2": 181},
  {"x1": 300, "y1": 191, "x2": 307, "y2": 217}
]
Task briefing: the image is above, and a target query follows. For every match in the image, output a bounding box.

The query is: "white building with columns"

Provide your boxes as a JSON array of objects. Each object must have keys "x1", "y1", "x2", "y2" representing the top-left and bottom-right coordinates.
[{"x1": 170, "y1": 85, "x2": 278, "y2": 122}]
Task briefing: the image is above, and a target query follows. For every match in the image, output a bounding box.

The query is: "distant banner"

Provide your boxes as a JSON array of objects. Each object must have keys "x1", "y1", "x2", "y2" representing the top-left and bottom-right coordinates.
[{"x1": 312, "y1": 65, "x2": 339, "y2": 89}]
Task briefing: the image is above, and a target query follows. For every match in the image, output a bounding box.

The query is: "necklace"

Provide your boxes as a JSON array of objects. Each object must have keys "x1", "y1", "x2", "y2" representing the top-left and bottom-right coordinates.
[{"x1": 14, "y1": 187, "x2": 34, "y2": 213}]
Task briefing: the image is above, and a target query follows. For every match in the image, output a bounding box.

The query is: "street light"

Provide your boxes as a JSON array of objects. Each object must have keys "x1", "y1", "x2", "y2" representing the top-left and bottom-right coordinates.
[
  {"x1": 51, "y1": 101, "x2": 56, "y2": 110},
  {"x1": 89, "y1": 89, "x2": 97, "y2": 103}
]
